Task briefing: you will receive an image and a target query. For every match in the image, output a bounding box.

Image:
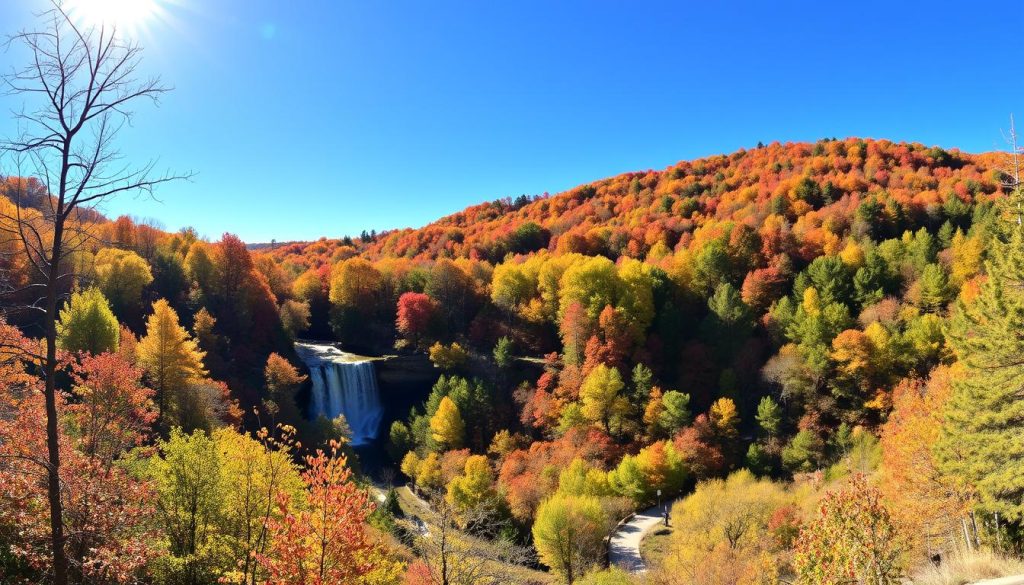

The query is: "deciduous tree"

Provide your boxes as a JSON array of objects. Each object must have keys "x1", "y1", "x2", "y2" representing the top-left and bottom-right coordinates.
[
  {"x1": 56, "y1": 287, "x2": 120, "y2": 355},
  {"x1": 579, "y1": 364, "x2": 625, "y2": 432},
  {"x1": 0, "y1": 7, "x2": 187, "y2": 577},
  {"x1": 397, "y1": 292, "x2": 438, "y2": 349},
  {"x1": 794, "y1": 475, "x2": 905, "y2": 584},
  {"x1": 430, "y1": 396, "x2": 465, "y2": 450},
  {"x1": 93, "y1": 247, "x2": 153, "y2": 326},
  {"x1": 137, "y1": 298, "x2": 207, "y2": 428},
  {"x1": 532, "y1": 493, "x2": 610, "y2": 584},
  {"x1": 257, "y1": 441, "x2": 381, "y2": 585}
]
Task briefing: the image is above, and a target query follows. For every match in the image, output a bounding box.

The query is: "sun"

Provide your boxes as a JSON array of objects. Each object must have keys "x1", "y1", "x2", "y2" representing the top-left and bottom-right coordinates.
[{"x1": 64, "y1": 0, "x2": 162, "y2": 33}]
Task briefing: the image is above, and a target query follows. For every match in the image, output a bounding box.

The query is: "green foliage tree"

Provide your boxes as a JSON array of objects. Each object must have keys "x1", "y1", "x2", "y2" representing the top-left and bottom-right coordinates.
[
  {"x1": 787, "y1": 287, "x2": 853, "y2": 375},
  {"x1": 755, "y1": 396, "x2": 783, "y2": 438},
  {"x1": 853, "y1": 251, "x2": 893, "y2": 307},
  {"x1": 691, "y1": 238, "x2": 732, "y2": 295},
  {"x1": 493, "y1": 335, "x2": 514, "y2": 368},
  {"x1": 387, "y1": 421, "x2": 413, "y2": 462},
  {"x1": 137, "y1": 428, "x2": 225, "y2": 583},
  {"x1": 532, "y1": 493, "x2": 610, "y2": 584},
  {"x1": 608, "y1": 440, "x2": 687, "y2": 505},
  {"x1": 938, "y1": 205, "x2": 1024, "y2": 521},
  {"x1": 702, "y1": 283, "x2": 753, "y2": 360},
  {"x1": 425, "y1": 259, "x2": 475, "y2": 331},
  {"x1": 805, "y1": 255, "x2": 853, "y2": 306},
  {"x1": 745, "y1": 443, "x2": 771, "y2": 476},
  {"x1": 659, "y1": 390, "x2": 691, "y2": 435},
  {"x1": 134, "y1": 427, "x2": 304, "y2": 585},
  {"x1": 782, "y1": 429, "x2": 825, "y2": 473},
  {"x1": 917, "y1": 263, "x2": 951, "y2": 313},
  {"x1": 56, "y1": 287, "x2": 119, "y2": 355},
  {"x1": 630, "y1": 363, "x2": 654, "y2": 408}
]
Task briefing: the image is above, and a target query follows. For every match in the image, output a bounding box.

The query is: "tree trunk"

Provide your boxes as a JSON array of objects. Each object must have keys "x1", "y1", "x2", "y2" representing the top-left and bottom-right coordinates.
[
  {"x1": 962, "y1": 517, "x2": 973, "y2": 551},
  {"x1": 971, "y1": 511, "x2": 981, "y2": 549},
  {"x1": 44, "y1": 209, "x2": 68, "y2": 585}
]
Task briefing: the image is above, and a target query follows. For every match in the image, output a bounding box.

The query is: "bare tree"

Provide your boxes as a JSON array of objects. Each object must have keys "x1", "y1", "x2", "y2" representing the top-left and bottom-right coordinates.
[
  {"x1": 0, "y1": 2, "x2": 189, "y2": 582},
  {"x1": 1000, "y1": 114, "x2": 1023, "y2": 224},
  {"x1": 406, "y1": 493, "x2": 536, "y2": 585}
]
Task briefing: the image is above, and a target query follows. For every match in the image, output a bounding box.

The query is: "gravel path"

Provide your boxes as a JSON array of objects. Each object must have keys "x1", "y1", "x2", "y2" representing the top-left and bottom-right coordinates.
[
  {"x1": 608, "y1": 504, "x2": 668, "y2": 573},
  {"x1": 972, "y1": 577, "x2": 1024, "y2": 585}
]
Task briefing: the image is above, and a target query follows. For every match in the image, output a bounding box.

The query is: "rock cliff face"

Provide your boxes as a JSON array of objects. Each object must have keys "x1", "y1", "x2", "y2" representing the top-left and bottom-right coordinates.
[{"x1": 375, "y1": 352, "x2": 441, "y2": 423}]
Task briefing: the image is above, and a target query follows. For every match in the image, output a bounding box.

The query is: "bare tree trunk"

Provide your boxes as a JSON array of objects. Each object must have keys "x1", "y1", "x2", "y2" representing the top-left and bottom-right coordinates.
[
  {"x1": 970, "y1": 511, "x2": 981, "y2": 549},
  {"x1": 962, "y1": 517, "x2": 973, "y2": 552},
  {"x1": 995, "y1": 512, "x2": 1002, "y2": 550},
  {"x1": 43, "y1": 242, "x2": 67, "y2": 585}
]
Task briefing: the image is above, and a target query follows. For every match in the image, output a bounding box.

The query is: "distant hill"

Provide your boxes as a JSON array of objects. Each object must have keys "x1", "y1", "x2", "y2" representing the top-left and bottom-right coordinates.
[{"x1": 258, "y1": 138, "x2": 1005, "y2": 272}]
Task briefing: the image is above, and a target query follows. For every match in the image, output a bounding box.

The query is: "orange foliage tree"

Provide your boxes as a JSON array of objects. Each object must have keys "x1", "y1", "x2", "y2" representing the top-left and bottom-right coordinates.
[{"x1": 257, "y1": 440, "x2": 381, "y2": 584}]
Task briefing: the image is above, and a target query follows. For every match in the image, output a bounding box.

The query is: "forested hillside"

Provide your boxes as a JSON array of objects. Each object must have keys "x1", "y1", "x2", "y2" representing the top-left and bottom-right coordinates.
[{"x1": 247, "y1": 137, "x2": 1024, "y2": 583}]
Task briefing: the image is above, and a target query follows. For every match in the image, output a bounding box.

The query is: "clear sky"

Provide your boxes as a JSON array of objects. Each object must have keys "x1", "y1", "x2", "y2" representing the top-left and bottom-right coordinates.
[{"x1": 1, "y1": 0, "x2": 1022, "y2": 243}]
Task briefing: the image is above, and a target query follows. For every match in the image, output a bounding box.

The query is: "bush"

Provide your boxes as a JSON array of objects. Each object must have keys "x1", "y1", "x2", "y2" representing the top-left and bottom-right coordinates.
[{"x1": 794, "y1": 475, "x2": 905, "y2": 584}]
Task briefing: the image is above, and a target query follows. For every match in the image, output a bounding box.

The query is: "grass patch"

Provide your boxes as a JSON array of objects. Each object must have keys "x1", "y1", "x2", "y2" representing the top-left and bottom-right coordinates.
[
  {"x1": 640, "y1": 524, "x2": 674, "y2": 569},
  {"x1": 910, "y1": 548, "x2": 1024, "y2": 585}
]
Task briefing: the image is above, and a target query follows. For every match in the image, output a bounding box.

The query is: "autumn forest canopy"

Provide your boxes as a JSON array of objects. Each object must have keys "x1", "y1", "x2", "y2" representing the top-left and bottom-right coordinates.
[{"x1": 3, "y1": 3, "x2": 1024, "y2": 585}]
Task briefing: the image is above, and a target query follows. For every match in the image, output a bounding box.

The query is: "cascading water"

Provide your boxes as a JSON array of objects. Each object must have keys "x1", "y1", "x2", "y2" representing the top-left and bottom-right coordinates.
[{"x1": 295, "y1": 342, "x2": 384, "y2": 446}]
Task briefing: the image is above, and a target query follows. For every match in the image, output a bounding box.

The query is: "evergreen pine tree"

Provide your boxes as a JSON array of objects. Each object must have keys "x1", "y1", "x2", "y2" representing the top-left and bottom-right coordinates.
[{"x1": 938, "y1": 189, "x2": 1024, "y2": 520}]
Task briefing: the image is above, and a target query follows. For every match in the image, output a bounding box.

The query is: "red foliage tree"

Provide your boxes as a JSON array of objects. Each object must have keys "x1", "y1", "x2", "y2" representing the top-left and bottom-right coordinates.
[
  {"x1": 396, "y1": 292, "x2": 438, "y2": 349},
  {"x1": 69, "y1": 352, "x2": 156, "y2": 465},
  {"x1": 672, "y1": 414, "x2": 725, "y2": 481},
  {"x1": 0, "y1": 327, "x2": 156, "y2": 581}
]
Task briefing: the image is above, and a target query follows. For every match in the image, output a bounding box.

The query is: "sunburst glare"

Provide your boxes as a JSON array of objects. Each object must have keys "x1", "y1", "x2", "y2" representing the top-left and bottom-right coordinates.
[{"x1": 64, "y1": 0, "x2": 166, "y2": 35}]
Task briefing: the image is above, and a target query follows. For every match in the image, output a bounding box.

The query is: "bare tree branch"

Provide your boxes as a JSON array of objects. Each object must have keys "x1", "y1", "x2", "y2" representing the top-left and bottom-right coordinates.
[{"x1": 0, "y1": 3, "x2": 191, "y2": 581}]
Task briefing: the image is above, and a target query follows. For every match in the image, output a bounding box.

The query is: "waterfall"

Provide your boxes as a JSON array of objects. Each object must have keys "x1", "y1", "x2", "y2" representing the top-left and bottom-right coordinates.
[{"x1": 295, "y1": 342, "x2": 385, "y2": 446}]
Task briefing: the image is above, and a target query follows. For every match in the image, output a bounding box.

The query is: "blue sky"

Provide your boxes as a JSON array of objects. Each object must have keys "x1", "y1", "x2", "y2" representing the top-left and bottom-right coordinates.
[{"x1": 0, "y1": 0, "x2": 1021, "y2": 243}]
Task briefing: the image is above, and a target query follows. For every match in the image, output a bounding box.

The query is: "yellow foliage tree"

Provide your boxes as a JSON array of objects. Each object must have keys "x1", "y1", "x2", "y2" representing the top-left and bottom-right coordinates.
[
  {"x1": 709, "y1": 397, "x2": 739, "y2": 441},
  {"x1": 949, "y1": 229, "x2": 984, "y2": 286},
  {"x1": 428, "y1": 342, "x2": 468, "y2": 371},
  {"x1": 532, "y1": 493, "x2": 610, "y2": 584},
  {"x1": 416, "y1": 452, "x2": 443, "y2": 492},
  {"x1": 445, "y1": 455, "x2": 496, "y2": 520},
  {"x1": 838, "y1": 240, "x2": 865, "y2": 268},
  {"x1": 137, "y1": 299, "x2": 207, "y2": 427},
  {"x1": 430, "y1": 396, "x2": 465, "y2": 450},
  {"x1": 579, "y1": 364, "x2": 625, "y2": 432},
  {"x1": 657, "y1": 470, "x2": 788, "y2": 585},
  {"x1": 93, "y1": 247, "x2": 153, "y2": 318}
]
